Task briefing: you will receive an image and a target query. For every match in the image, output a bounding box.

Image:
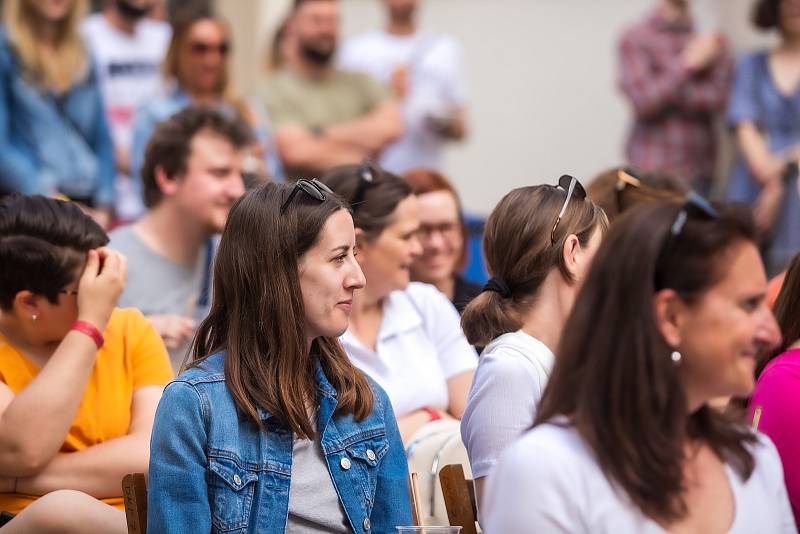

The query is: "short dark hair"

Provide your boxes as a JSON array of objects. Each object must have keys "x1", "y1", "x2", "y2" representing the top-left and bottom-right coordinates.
[
  {"x1": 0, "y1": 194, "x2": 108, "y2": 310},
  {"x1": 141, "y1": 105, "x2": 253, "y2": 208},
  {"x1": 753, "y1": 0, "x2": 780, "y2": 30},
  {"x1": 320, "y1": 161, "x2": 413, "y2": 240}
]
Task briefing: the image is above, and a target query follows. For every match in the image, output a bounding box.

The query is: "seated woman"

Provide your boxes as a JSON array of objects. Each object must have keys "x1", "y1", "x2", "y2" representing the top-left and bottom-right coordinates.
[
  {"x1": 131, "y1": 9, "x2": 284, "y2": 187},
  {"x1": 483, "y1": 199, "x2": 793, "y2": 533},
  {"x1": 147, "y1": 181, "x2": 411, "y2": 533},
  {"x1": 751, "y1": 250, "x2": 800, "y2": 526},
  {"x1": 460, "y1": 176, "x2": 606, "y2": 512},
  {"x1": 403, "y1": 169, "x2": 482, "y2": 314},
  {"x1": 321, "y1": 162, "x2": 477, "y2": 443},
  {"x1": 0, "y1": 195, "x2": 172, "y2": 533}
]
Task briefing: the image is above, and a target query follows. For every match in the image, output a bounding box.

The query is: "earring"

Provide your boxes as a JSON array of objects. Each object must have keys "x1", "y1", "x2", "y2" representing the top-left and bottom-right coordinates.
[
  {"x1": 31, "y1": 314, "x2": 38, "y2": 323},
  {"x1": 670, "y1": 350, "x2": 682, "y2": 365}
]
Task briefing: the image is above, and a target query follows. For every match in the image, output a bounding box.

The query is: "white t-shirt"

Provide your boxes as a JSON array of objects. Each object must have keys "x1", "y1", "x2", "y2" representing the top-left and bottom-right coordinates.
[
  {"x1": 483, "y1": 422, "x2": 797, "y2": 534},
  {"x1": 460, "y1": 330, "x2": 554, "y2": 479},
  {"x1": 340, "y1": 282, "x2": 476, "y2": 417},
  {"x1": 339, "y1": 29, "x2": 467, "y2": 174},
  {"x1": 82, "y1": 14, "x2": 171, "y2": 218}
]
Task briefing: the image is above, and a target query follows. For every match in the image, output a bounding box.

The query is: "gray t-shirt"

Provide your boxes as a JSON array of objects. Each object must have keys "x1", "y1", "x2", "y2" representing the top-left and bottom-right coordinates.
[
  {"x1": 286, "y1": 433, "x2": 350, "y2": 533},
  {"x1": 109, "y1": 225, "x2": 212, "y2": 370}
]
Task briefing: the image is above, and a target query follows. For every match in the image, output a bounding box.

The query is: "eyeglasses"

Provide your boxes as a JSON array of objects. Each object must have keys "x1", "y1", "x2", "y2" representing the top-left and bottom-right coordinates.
[
  {"x1": 189, "y1": 41, "x2": 230, "y2": 57},
  {"x1": 550, "y1": 174, "x2": 587, "y2": 245},
  {"x1": 653, "y1": 191, "x2": 719, "y2": 289},
  {"x1": 59, "y1": 289, "x2": 78, "y2": 296},
  {"x1": 280, "y1": 179, "x2": 334, "y2": 214},
  {"x1": 418, "y1": 222, "x2": 461, "y2": 242},
  {"x1": 351, "y1": 160, "x2": 378, "y2": 212}
]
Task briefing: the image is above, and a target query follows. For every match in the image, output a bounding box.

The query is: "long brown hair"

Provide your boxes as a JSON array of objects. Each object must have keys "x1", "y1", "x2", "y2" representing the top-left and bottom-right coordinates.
[
  {"x1": 535, "y1": 202, "x2": 758, "y2": 523},
  {"x1": 189, "y1": 183, "x2": 374, "y2": 439},
  {"x1": 460, "y1": 184, "x2": 607, "y2": 347},
  {"x1": 4, "y1": 0, "x2": 89, "y2": 92},
  {"x1": 758, "y1": 251, "x2": 800, "y2": 376}
]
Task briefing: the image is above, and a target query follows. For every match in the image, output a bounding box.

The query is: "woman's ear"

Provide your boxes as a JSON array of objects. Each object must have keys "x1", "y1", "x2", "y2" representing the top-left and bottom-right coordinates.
[
  {"x1": 562, "y1": 234, "x2": 581, "y2": 279},
  {"x1": 653, "y1": 288, "x2": 685, "y2": 349},
  {"x1": 13, "y1": 290, "x2": 40, "y2": 319}
]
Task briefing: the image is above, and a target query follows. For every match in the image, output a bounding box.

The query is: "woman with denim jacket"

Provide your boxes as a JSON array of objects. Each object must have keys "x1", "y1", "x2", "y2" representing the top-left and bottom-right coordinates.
[
  {"x1": 148, "y1": 181, "x2": 412, "y2": 533},
  {"x1": 0, "y1": 0, "x2": 115, "y2": 228}
]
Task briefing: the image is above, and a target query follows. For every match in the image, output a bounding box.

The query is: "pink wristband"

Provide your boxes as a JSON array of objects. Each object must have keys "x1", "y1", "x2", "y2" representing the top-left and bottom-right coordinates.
[
  {"x1": 422, "y1": 407, "x2": 442, "y2": 422},
  {"x1": 71, "y1": 320, "x2": 104, "y2": 349}
]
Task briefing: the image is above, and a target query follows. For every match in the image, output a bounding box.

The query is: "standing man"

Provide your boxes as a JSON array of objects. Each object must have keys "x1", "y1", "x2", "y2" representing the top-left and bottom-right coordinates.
[
  {"x1": 619, "y1": 0, "x2": 732, "y2": 195},
  {"x1": 263, "y1": 0, "x2": 403, "y2": 179},
  {"x1": 83, "y1": 0, "x2": 171, "y2": 221},
  {"x1": 340, "y1": 0, "x2": 468, "y2": 174},
  {"x1": 109, "y1": 106, "x2": 250, "y2": 370}
]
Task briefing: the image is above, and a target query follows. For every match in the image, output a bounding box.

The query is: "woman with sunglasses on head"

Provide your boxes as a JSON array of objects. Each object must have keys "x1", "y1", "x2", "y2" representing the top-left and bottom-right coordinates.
[
  {"x1": 320, "y1": 162, "x2": 477, "y2": 444},
  {"x1": 147, "y1": 180, "x2": 411, "y2": 533},
  {"x1": 0, "y1": 0, "x2": 115, "y2": 228},
  {"x1": 751, "y1": 251, "x2": 800, "y2": 526},
  {"x1": 0, "y1": 195, "x2": 172, "y2": 533},
  {"x1": 403, "y1": 169, "x2": 482, "y2": 315},
  {"x1": 483, "y1": 198, "x2": 794, "y2": 533},
  {"x1": 459, "y1": 175, "x2": 607, "y2": 513},
  {"x1": 586, "y1": 167, "x2": 685, "y2": 220},
  {"x1": 130, "y1": 9, "x2": 284, "y2": 188}
]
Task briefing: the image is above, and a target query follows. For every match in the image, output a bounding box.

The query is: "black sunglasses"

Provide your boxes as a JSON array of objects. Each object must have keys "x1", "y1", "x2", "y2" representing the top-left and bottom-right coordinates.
[
  {"x1": 653, "y1": 191, "x2": 720, "y2": 289},
  {"x1": 550, "y1": 174, "x2": 587, "y2": 244},
  {"x1": 280, "y1": 179, "x2": 334, "y2": 214},
  {"x1": 351, "y1": 160, "x2": 378, "y2": 212}
]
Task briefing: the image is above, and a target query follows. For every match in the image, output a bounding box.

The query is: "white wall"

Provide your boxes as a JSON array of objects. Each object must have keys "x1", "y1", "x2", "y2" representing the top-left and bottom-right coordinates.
[{"x1": 230, "y1": 0, "x2": 775, "y2": 215}]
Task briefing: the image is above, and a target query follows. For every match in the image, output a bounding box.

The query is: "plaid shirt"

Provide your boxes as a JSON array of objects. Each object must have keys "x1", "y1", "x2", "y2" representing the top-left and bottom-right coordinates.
[{"x1": 619, "y1": 9, "x2": 732, "y2": 184}]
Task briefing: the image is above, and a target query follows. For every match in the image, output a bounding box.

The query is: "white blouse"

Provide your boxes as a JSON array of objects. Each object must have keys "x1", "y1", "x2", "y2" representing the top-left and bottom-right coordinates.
[
  {"x1": 340, "y1": 282, "x2": 477, "y2": 417},
  {"x1": 460, "y1": 330, "x2": 554, "y2": 479},
  {"x1": 482, "y1": 422, "x2": 797, "y2": 534}
]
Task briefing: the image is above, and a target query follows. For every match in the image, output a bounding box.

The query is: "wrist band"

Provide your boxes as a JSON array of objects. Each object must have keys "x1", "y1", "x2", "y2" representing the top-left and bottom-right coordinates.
[
  {"x1": 71, "y1": 320, "x2": 104, "y2": 349},
  {"x1": 422, "y1": 407, "x2": 442, "y2": 422}
]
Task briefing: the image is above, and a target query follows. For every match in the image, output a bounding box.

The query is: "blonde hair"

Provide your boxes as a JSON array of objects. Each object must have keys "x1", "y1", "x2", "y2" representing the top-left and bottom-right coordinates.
[{"x1": 3, "y1": 0, "x2": 89, "y2": 93}]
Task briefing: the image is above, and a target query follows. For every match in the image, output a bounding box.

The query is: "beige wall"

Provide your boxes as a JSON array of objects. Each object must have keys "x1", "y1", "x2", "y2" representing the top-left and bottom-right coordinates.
[{"x1": 220, "y1": 0, "x2": 776, "y2": 215}]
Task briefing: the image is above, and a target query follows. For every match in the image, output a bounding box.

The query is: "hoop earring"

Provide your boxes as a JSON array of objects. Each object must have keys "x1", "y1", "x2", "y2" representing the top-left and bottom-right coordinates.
[{"x1": 670, "y1": 350, "x2": 682, "y2": 365}]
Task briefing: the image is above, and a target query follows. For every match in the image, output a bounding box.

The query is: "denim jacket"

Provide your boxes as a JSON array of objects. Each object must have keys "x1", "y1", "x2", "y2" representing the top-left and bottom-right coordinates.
[
  {"x1": 0, "y1": 27, "x2": 115, "y2": 206},
  {"x1": 148, "y1": 352, "x2": 412, "y2": 533}
]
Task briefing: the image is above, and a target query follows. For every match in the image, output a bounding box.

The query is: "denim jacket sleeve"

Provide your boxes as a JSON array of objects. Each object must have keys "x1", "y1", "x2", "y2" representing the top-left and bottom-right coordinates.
[
  {"x1": 88, "y1": 67, "x2": 115, "y2": 207},
  {"x1": 372, "y1": 388, "x2": 413, "y2": 531},
  {"x1": 0, "y1": 45, "x2": 41, "y2": 195},
  {"x1": 148, "y1": 381, "x2": 212, "y2": 533}
]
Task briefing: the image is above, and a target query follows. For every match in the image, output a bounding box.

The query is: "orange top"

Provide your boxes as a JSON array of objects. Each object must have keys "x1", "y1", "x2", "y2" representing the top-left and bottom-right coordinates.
[{"x1": 0, "y1": 308, "x2": 172, "y2": 514}]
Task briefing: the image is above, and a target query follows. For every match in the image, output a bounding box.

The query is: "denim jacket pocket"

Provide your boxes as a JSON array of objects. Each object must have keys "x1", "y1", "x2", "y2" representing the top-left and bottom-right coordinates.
[
  {"x1": 345, "y1": 436, "x2": 389, "y2": 507},
  {"x1": 208, "y1": 456, "x2": 259, "y2": 533}
]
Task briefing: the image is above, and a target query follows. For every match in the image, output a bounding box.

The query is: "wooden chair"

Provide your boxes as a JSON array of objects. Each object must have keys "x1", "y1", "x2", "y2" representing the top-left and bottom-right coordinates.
[
  {"x1": 438, "y1": 464, "x2": 478, "y2": 534},
  {"x1": 122, "y1": 473, "x2": 148, "y2": 534}
]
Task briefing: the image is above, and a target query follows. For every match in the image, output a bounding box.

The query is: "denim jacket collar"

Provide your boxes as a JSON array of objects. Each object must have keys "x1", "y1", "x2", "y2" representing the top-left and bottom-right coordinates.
[{"x1": 254, "y1": 359, "x2": 338, "y2": 424}]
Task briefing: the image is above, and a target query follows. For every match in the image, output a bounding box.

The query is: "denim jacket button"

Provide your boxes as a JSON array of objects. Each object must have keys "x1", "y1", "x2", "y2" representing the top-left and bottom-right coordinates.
[
  {"x1": 340, "y1": 457, "x2": 351, "y2": 470},
  {"x1": 233, "y1": 474, "x2": 242, "y2": 485},
  {"x1": 366, "y1": 449, "x2": 376, "y2": 461},
  {"x1": 363, "y1": 517, "x2": 371, "y2": 530}
]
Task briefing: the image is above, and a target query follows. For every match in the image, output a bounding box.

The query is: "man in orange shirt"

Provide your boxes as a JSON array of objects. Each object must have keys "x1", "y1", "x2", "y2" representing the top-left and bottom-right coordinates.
[{"x1": 0, "y1": 195, "x2": 172, "y2": 532}]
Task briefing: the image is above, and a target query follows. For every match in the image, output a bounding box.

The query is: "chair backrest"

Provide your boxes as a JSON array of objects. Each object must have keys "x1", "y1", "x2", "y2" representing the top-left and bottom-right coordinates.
[
  {"x1": 438, "y1": 464, "x2": 478, "y2": 534},
  {"x1": 122, "y1": 473, "x2": 148, "y2": 534}
]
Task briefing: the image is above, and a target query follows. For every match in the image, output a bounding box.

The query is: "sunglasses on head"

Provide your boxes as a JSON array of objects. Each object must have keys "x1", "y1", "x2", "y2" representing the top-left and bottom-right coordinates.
[
  {"x1": 550, "y1": 174, "x2": 587, "y2": 245},
  {"x1": 653, "y1": 191, "x2": 720, "y2": 289},
  {"x1": 350, "y1": 160, "x2": 378, "y2": 212},
  {"x1": 280, "y1": 179, "x2": 334, "y2": 214},
  {"x1": 189, "y1": 41, "x2": 230, "y2": 56}
]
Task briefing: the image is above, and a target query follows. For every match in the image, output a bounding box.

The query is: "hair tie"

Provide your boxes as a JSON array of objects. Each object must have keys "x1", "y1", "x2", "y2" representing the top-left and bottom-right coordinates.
[{"x1": 482, "y1": 277, "x2": 512, "y2": 298}]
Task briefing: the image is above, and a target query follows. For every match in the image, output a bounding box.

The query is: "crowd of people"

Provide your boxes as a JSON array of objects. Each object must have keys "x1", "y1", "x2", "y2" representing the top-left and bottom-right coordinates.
[{"x1": 2, "y1": 0, "x2": 800, "y2": 532}]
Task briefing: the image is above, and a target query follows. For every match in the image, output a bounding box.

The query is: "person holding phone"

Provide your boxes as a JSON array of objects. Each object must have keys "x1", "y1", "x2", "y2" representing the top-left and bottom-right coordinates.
[{"x1": 0, "y1": 194, "x2": 172, "y2": 533}]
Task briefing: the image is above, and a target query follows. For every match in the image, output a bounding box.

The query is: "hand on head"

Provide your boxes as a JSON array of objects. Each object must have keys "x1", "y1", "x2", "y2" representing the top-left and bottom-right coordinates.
[{"x1": 76, "y1": 248, "x2": 127, "y2": 332}]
